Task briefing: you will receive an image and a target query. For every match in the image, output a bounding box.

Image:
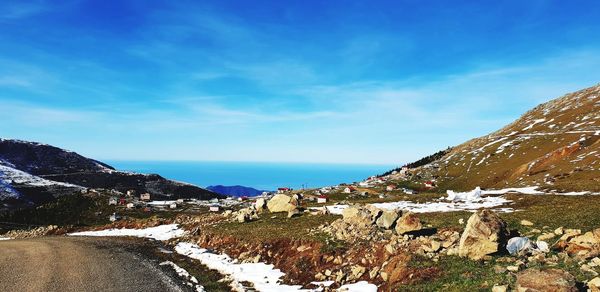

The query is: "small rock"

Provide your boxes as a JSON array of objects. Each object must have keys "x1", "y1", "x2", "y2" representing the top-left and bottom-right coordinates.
[
  {"x1": 431, "y1": 240, "x2": 442, "y2": 252},
  {"x1": 287, "y1": 208, "x2": 302, "y2": 218},
  {"x1": 380, "y1": 271, "x2": 388, "y2": 281},
  {"x1": 581, "y1": 264, "x2": 599, "y2": 276},
  {"x1": 589, "y1": 277, "x2": 600, "y2": 292},
  {"x1": 521, "y1": 220, "x2": 534, "y2": 226},
  {"x1": 554, "y1": 227, "x2": 564, "y2": 236},
  {"x1": 506, "y1": 265, "x2": 520, "y2": 272},
  {"x1": 491, "y1": 284, "x2": 507, "y2": 292},
  {"x1": 538, "y1": 232, "x2": 556, "y2": 241},
  {"x1": 494, "y1": 265, "x2": 507, "y2": 274}
]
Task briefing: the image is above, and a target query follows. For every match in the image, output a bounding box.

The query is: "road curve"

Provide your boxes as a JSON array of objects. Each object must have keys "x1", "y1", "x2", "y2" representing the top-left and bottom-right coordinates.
[{"x1": 0, "y1": 237, "x2": 186, "y2": 292}]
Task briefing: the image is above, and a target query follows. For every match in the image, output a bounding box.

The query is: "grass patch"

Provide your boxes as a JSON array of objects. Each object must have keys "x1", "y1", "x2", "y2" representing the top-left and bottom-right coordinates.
[
  {"x1": 207, "y1": 212, "x2": 338, "y2": 242},
  {"x1": 397, "y1": 255, "x2": 512, "y2": 291}
]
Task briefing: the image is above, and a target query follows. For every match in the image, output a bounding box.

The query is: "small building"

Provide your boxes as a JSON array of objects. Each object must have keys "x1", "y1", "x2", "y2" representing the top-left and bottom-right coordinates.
[
  {"x1": 126, "y1": 190, "x2": 136, "y2": 197},
  {"x1": 386, "y1": 185, "x2": 397, "y2": 192},
  {"x1": 424, "y1": 181, "x2": 436, "y2": 188},
  {"x1": 176, "y1": 199, "x2": 185, "y2": 204},
  {"x1": 209, "y1": 205, "x2": 220, "y2": 212},
  {"x1": 140, "y1": 193, "x2": 151, "y2": 201},
  {"x1": 399, "y1": 167, "x2": 410, "y2": 175},
  {"x1": 317, "y1": 195, "x2": 328, "y2": 204},
  {"x1": 109, "y1": 213, "x2": 121, "y2": 222},
  {"x1": 277, "y1": 187, "x2": 291, "y2": 194},
  {"x1": 119, "y1": 197, "x2": 127, "y2": 205},
  {"x1": 108, "y1": 197, "x2": 118, "y2": 206},
  {"x1": 343, "y1": 187, "x2": 356, "y2": 193},
  {"x1": 169, "y1": 203, "x2": 177, "y2": 209},
  {"x1": 126, "y1": 202, "x2": 135, "y2": 209}
]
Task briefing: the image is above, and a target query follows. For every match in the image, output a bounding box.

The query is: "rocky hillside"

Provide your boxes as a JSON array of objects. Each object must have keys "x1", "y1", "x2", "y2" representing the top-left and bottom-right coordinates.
[
  {"x1": 391, "y1": 83, "x2": 600, "y2": 192},
  {"x1": 0, "y1": 139, "x2": 220, "y2": 209}
]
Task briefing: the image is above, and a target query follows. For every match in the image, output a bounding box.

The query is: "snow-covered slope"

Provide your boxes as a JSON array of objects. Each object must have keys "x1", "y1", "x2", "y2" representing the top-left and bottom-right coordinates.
[{"x1": 391, "y1": 83, "x2": 600, "y2": 192}]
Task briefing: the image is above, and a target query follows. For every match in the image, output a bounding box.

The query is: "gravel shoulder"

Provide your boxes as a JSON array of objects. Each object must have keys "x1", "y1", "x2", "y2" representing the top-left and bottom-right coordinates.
[{"x1": 0, "y1": 236, "x2": 192, "y2": 292}]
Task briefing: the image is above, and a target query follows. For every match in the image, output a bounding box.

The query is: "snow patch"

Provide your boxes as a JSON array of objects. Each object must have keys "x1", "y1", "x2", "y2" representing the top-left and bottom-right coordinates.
[
  {"x1": 69, "y1": 224, "x2": 185, "y2": 241},
  {"x1": 159, "y1": 261, "x2": 204, "y2": 292},
  {"x1": 0, "y1": 164, "x2": 82, "y2": 189},
  {"x1": 174, "y1": 242, "x2": 306, "y2": 292},
  {"x1": 523, "y1": 119, "x2": 546, "y2": 131}
]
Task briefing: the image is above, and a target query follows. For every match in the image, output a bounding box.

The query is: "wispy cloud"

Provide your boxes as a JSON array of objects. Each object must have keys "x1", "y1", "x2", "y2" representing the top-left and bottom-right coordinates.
[{"x1": 0, "y1": 1, "x2": 48, "y2": 20}]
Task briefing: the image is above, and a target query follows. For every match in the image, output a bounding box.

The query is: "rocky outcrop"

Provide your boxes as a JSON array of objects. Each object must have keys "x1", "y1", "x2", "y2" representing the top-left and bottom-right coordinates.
[
  {"x1": 458, "y1": 210, "x2": 509, "y2": 260},
  {"x1": 267, "y1": 194, "x2": 296, "y2": 213},
  {"x1": 515, "y1": 269, "x2": 577, "y2": 292}
]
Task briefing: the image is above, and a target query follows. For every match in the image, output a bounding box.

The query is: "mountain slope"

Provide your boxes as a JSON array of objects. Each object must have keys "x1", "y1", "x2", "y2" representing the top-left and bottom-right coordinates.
[
  {"x1": 0, "y1": 139, "x2": 221, "y2": 209},
  {"x1": 390, "y1": 83, "x2": 600, "y2": 192}
]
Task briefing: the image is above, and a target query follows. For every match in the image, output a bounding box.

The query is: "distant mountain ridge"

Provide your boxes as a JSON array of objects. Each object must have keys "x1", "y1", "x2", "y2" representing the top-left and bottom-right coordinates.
[
  {"x1": 206, "y1": 185, "x2": 270, "y2": 197},
  {"x1": 0, "y1": 139, "x2": 221, "y2": 210},
  {"x1": 385, "y1": 83, "x2": 600, "y2": 192}
]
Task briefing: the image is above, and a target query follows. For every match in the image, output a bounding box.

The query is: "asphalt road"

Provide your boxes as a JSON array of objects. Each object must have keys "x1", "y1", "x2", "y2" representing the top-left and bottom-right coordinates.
[{"x1": 0, "y1": 237, "x2": 187, "y2": 292}]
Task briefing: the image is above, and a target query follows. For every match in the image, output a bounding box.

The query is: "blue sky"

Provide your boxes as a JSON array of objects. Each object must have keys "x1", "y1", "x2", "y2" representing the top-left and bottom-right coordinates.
[{"x1": 1, "y1": 0, "x2": 600, "y2": 164}]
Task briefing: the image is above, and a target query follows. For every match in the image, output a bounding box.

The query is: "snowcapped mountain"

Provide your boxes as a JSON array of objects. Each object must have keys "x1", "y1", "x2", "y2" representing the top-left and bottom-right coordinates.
[
  {"x1": 388, "y1": 83, "x2": 600, "y2": 192},
  {"x1": 0, "y1": 139, "x2": 221, "y2": 210}
]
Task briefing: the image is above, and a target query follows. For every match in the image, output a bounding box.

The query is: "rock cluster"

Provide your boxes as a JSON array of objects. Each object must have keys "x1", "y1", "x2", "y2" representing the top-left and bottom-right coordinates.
[
  {"x1": 235, "y1": 207, "x2": 259, "y2": 223},
  {"x1": 3, "y1": 225, "x2": 59, "y2": 238},
  {"x1": 231, "y1": 194, "x2": 305, "y2": 223},
  {"x1": 321, "y1": 205, "x2": 423, "y2": 242},
  {"x1": 559, "y1": 228, "x2": 600, "y2": 259}
]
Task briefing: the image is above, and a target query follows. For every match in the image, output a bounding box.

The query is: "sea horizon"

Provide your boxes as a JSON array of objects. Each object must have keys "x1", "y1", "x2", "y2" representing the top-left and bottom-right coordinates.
[{"x1": 107, "y1": 160, "x2": 398, "y2": 191}]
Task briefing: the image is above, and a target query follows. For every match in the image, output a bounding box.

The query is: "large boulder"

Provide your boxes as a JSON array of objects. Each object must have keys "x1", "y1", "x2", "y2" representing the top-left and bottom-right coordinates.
[
  {"x1": 515, "y1": 269, "x2": 577, "y2": 292},
  {"x1": 267, "y1": 194, "x2": 296, "y2": 213},
  {"x1": 342, "y1": 206, "x2": 374, "y2": 225},
  {"x1": 395, "y1": 212, "x2": 422, "y2": 235},
  {"x1": 376, "y1": 210, "x2": 399, "y2": 229},
  {"x1": 458, "y1": 210, "x2": 509, "y2": 260}
]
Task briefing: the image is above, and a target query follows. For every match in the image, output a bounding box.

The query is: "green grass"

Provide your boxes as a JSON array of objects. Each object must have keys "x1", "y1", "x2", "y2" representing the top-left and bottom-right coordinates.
[
  {"x1": 396, "y1": 255, "x2": 512, "y2": 291},
  {"x1": 207, "y1": 212, "x2": 338, "y2": 242}
]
